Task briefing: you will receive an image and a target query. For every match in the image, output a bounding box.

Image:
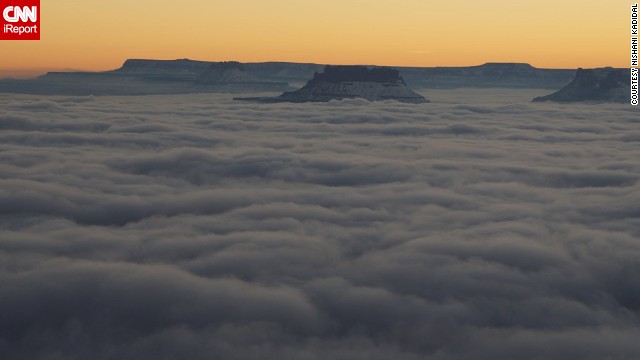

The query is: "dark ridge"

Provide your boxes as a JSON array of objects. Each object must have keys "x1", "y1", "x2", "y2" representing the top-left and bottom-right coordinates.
[{"x1": 0, "y1": 59, "x2": 581, "y2": 96}]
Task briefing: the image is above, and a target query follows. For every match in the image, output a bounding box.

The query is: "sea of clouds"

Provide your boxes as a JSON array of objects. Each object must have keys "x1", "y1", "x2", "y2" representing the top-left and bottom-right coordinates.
[{"x1": 0, "y1": 90, "x2": 639, "y2": 359}]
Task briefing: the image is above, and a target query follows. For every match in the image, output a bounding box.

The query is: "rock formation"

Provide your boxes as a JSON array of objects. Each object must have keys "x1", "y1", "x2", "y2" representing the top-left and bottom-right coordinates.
[
  {"x1": 533, "y1": 68, "x2": 630, "y2": 103},
  {"x1": 236, "y1": 65, "x2": 429, "y2": 103}
]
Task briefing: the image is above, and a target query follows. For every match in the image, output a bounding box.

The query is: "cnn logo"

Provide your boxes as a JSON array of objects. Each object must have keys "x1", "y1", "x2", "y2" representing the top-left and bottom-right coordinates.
[
  {"x1": 3, "y1": 6, "x2": 37, "y2": 22},
  {"x1": 1, "y1": 0, "x2": 40, "y2": 40}
]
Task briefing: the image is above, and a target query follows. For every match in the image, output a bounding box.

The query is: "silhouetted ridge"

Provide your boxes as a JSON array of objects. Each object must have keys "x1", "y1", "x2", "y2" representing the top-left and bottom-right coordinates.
[
  {"x1": 0, "y1": 59, "x2": 578, "y2": 96},
  {"x1": 533, "y1": 68, "x2": 629, "y2": 103}
]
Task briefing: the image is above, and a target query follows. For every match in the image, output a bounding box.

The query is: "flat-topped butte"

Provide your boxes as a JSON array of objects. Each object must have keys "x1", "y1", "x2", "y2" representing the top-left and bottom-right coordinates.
[
  {"x1": 235, "y1": 65, "x2": 429, "y2": 104},
  {"x1": 533, "y1": 68, "x2": 630, "y2": 103}
]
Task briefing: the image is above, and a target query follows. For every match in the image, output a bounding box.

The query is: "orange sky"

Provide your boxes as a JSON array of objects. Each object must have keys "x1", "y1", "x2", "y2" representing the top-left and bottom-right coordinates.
[{"x1": 0, "y1": 0, "x2": 631, "y2": 77}]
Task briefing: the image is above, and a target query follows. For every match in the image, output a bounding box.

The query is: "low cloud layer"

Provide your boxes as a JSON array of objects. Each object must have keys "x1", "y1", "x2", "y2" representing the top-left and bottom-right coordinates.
[{"x1": 0, "y1": 90, "x2": 639, "y2": 359}]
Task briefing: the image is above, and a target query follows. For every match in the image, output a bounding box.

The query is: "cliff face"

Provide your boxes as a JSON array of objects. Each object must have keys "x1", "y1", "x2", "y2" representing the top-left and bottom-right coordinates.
[
  {"x1": 533, "y1": 68, "x2": 630, "y2": 103},
  {"x1": 273, "y1": 66, "x2": 429, "y2": 103}
]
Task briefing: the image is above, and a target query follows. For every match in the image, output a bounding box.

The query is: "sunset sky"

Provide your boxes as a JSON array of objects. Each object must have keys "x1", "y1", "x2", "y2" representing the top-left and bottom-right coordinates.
[{"x1": 0, "y1": 0, "x2": 630, "y2": 77}]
